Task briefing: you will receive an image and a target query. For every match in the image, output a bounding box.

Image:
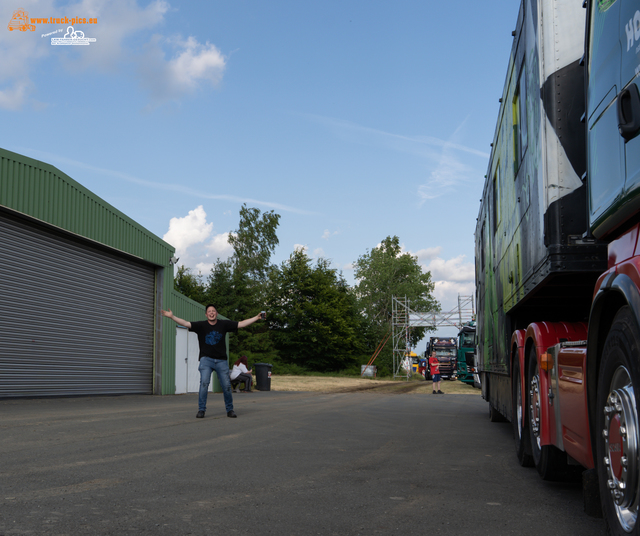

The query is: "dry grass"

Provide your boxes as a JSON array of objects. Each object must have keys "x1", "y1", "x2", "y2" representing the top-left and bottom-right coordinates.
[{"x1": 270, "y1": 375, "x2": 481, "y2": 395}]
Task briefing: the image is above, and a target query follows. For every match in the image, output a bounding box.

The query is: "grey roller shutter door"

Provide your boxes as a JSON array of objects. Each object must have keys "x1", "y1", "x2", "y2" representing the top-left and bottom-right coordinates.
[{"x1": 0, "y1": 212, "x2": 155, "y2": 397}]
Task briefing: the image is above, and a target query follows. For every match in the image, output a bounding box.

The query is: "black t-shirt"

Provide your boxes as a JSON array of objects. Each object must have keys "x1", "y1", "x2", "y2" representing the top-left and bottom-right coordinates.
[{"x1": 189, "y1": 319, "x2": 238, "y2": 360}]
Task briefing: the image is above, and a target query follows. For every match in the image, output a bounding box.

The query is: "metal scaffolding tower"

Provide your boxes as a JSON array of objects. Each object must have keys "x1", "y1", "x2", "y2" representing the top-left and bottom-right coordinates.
[{"x1": 391, "y1": 295, "x2": 475, "y2": 379}]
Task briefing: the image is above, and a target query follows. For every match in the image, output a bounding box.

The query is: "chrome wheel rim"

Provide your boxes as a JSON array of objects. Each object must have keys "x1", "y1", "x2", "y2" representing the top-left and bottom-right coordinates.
[
  {"x1": 516, "y1": 375, "x2": 523, "y2": 440},
  {"x1": 529, "y1": 371, "x2": 541, "y2": 449},
  {"x1": 602, "y1": 366, "x2": 639, "y2": 533}
]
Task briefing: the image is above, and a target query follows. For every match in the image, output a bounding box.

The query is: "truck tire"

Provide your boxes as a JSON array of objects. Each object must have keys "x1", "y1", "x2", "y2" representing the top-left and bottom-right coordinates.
[
  {"x1": 513, "y1": 358, "x2": 533, "y2": 467},
  {"x1": 527, "y1": 348, "x2": 566, "y2": 480},
  {"x1": 596, "y1": 306, "x2": 640, "y2": 536}
]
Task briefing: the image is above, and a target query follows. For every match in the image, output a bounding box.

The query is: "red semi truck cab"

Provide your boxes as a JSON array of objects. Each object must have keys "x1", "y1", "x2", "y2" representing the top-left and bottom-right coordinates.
[
  {"x1": 476, "y1": 0, "x2": 640, "y2": 533},
  {"x1": 515, "y1": 225, "x2": 640, "y2": 532}
]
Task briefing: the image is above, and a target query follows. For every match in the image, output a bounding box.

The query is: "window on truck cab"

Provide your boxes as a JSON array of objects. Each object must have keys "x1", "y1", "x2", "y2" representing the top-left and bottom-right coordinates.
[{"x1": 461, "y1": 332, "x2": 475, "y2": 347}]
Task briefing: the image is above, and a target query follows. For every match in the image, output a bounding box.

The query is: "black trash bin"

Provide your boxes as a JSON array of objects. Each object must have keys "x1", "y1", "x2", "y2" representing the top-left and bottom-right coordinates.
[{"x1": 254, "y1": 363, "x2": 273, "y2": 391}]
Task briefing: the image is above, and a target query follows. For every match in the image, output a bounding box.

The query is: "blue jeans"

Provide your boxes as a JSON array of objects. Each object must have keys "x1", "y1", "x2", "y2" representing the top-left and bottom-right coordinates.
[{"x1": 198, "y1": 357, "x2": 234, "y2": 413}]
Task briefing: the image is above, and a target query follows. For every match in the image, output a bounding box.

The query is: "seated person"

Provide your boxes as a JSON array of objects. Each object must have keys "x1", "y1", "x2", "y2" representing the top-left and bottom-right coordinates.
[{"x1": 230, "y1": 355, "x2": 254, "y2": 392}]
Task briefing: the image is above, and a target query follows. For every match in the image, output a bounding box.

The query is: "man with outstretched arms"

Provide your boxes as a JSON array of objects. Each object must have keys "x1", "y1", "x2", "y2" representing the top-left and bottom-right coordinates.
[{"x1": 161, "y1": 305, "x2": 264, "y2": 419}]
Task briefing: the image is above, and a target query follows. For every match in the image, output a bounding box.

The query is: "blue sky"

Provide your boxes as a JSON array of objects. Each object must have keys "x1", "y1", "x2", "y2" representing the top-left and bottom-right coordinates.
[{"x1": 1, "y1": 0, "x2": 520, "y2": 348}]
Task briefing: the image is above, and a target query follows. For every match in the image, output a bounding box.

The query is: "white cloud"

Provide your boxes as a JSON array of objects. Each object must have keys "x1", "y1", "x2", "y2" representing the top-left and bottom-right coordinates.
[
  {"x1": 61, "y1": 0, "x2": 170, "y2": 72},
  {"x1": 294, "y1": 244, "x2": 308, "y2": 253},
  {"x1": 163, "y1": 205, "x2": 212, "y2": 256},
  {"x1": 430, "y1": 257, "x2": 475, "y2": 319},
  {"x1": 410, "y1": 250, "x2": 476, "y2": 315},
  {"x1": 204, "y1": 231, "x2": 233, "y2": 259},
  {"x1": 313, "y1": 247, "x2": 325, "y2": 258},
  {"x1": 413, "y1": 246, "x2": 442, "y2": 263},
  {"x1": 163, "y1": 206, "x2": 235, "y2": 275},
  {"x1": 433, "y1": 280, "x2": 476, "y2": 315},
  {"x1": 423, "y1": 254, "x2": 474, "y2": 282},
  {"x1": 176, "y1": 232, "x2": 233, "y2": 278},
  {"x1": 321, "y1": 229, "x2": 340, "y2": 241},
  {"x1": 418, "y1": 151, "x2": 477, "y2": 201},
  {"x1": 357, "y1": 244, "x2": 475, "y2": 314},
  {"x1": 138, "y1": 34, "x2": 226, "y2": 101},
  {"x1": 0, "y1": 1, "x2": 54, "y2": 109},
  {"x1": 0, "y1": 0, "x2": 225, "y2": 109},
  {"x1": 194, "y1": 261, "x2": 214, "y2": 276},
  {"x1": 0, "y1": 81, "x2": 30, "y2": 110}
]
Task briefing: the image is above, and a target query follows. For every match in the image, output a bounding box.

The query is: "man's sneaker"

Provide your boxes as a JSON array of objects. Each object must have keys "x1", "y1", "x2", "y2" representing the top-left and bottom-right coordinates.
[
  {"x1": 227, "y1": 410, "x2": 237, "y2": 418},
  {"x1": 438, "y1": 390, "x2": 444, "y2": 394},
  {"x1": 432, "y1": 390, "x2": 437, "y2": 394},
  {"x1": 196, "y1": 410, "x2": 205, "y2": 418}
]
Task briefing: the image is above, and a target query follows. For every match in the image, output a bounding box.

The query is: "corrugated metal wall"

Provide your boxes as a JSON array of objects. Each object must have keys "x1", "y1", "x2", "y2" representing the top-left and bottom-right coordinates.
[
  {"x1": 0, "y1": 149, "x2": 170, "y2": 265},
  {"x1": 0, "y1": 147, "x2": 187, "y2": 396},
  {"x1": 0, "y1": 212, "x2": 155, "y2": 396}
]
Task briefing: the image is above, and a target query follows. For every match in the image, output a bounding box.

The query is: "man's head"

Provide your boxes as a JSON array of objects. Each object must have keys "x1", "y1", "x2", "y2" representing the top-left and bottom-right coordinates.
[{"x1": 205, "y1": 304, "x2": 217, "y2": 323}]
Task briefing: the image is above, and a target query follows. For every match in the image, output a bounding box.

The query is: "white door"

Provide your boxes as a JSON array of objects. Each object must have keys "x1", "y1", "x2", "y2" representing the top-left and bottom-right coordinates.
[
  {"x1": 175, "y1": 327, "x2": 188, "y2": 394},
  {"x1": 175, "y1": 326, "x2": 209, "y2": 394},
  {"x1": 186, "y1": 330, "x2": 203, "y2": 393}
]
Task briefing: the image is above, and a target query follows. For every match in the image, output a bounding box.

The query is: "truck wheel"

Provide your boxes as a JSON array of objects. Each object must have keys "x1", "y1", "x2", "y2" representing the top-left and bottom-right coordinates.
[
  {"x1": 513, "y1": 358, "x2": 533, "y2": 467},
  {"x1": 527, "y1": 348, "x2": 565, "y2": 480},
  {"x1": 596, "y1": 306, "x2": 640, "y2": 536}
]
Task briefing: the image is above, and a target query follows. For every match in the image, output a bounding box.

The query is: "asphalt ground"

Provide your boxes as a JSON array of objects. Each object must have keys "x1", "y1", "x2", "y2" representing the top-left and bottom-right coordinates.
[{"x1": 0, "y1": 389, "x2": 606, "y2": 535}]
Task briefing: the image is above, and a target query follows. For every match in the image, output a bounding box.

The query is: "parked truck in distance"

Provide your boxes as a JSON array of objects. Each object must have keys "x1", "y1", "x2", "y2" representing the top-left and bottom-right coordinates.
[
  {"x1": 425, "y1": 337, "x2": 457, "y2": 380},
  {"x1": 476, "y1": 0, "x2": 640, "y2": 533},
  {"x1": 404, "y1": 351, "x2": 420, "y2": 375},
  {"x1": 456, "y1": 321, "x2": 476, "y2": 385}
]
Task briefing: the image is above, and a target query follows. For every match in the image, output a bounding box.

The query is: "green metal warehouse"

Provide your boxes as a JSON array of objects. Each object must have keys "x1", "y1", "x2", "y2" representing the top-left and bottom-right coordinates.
[{"x1": 0, "y1": 147, "x2": 204, "y2": 397}]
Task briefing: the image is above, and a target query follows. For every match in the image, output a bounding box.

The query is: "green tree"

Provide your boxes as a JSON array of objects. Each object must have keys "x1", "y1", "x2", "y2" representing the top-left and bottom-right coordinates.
[
  {"x1": 204, "y1": 259, "x2": 274, "y2": 360},
  {"x1": 222, "y1": 204, "x2": 281, "y2": 361},
  {"x1": 352, "y1": 236, "x2": 439, "y2": 374},
  {"x1": 173, "y1": 265, "x2": 206, "y2": 304},
  {"x1": 268, "y1": 249, "x2": 364, "y2": 372},
  {"x1": 203, "y1": 259, "x2": 236, "y2": 312},
  {"x1": 228, "y1": 203, "x2": 281, "y2": 281}
]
